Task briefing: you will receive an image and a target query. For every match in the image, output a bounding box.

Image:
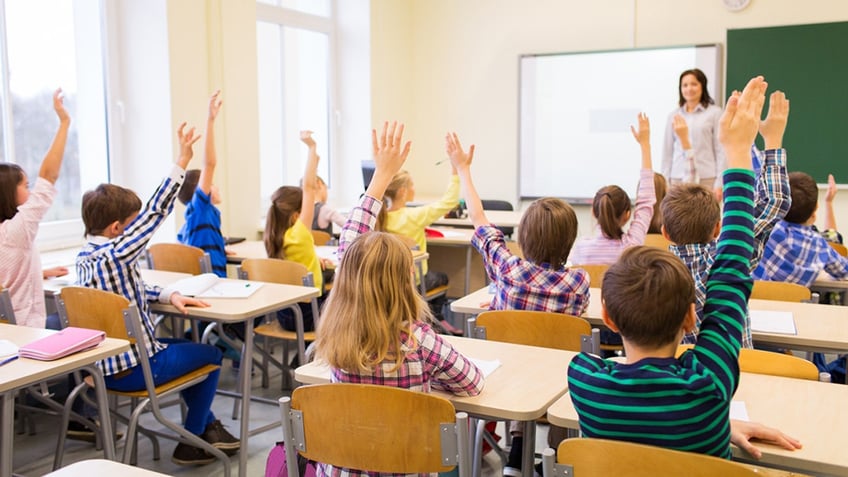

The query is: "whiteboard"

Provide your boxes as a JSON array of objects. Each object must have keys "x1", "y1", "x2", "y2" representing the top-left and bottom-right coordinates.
[{"x1": 519, "y1": 44, "x2": 722, "y2": 202}]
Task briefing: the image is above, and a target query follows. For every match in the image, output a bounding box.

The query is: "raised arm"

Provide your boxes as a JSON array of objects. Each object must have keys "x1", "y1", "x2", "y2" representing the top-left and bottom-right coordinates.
[
  {"x1": 38, "y1": 89, "x2": 71, "y2": 184},
  {"x1": 198, "y1": 90, "x2": 222, "y2": 195},
  {"x1": 623, "y1": 113, "x2": 657, "y2": 245},
  {"x1": 337, "y1": 122, "x2": 411, "y2": 258},
  {"x1": 175, "y1": 122, "x2": 201, "y2": 171},
  {"x1": 298, "y1": 131, "x2": 320, "y2": 229},
  {"x1": 824, "y1": 174, "x2": 838, "y2": 231},
  {"x1": 446, "y1": 132, "x2": 488, "y2": 228}
]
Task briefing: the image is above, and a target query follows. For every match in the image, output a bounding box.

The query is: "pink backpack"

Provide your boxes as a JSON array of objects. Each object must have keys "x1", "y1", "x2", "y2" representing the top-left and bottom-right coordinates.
[{"x1": 265, "y1": 442, "x2": 317, "y2": 477}]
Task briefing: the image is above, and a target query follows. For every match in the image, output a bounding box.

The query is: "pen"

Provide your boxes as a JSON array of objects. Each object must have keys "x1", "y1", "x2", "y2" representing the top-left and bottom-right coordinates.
[
  {"x1": 435, "y1": 158, "x2": 448, "y2": 165},
  {"x1": 244, "y1": 283, "x2": 251, "y2": 288},
  {"x1": 0, "y1": 355, "x2": 18, "y2": 366}
]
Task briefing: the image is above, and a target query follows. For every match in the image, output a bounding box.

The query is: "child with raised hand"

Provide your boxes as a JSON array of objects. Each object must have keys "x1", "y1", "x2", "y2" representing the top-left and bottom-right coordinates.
[
  {"x1": 177, "y1": 90, "x2": 228, "y2": 277},
  {"x1": 314, "y1": 122, "x2": 483, "y2": 477},
  {"x1": 664, "y1": 90, "x2": 791, "y2": 347},
  {"x1": 77, "y1": 123, "x2": 239, "y2": 465},
  {"x1": 264, "y1": 130, "x2": 323, "y2": 332},
  {"x1": 569, "y1": 113, "x2": 656, "y2": 265},
  {"x1": 567, "y1": 76, "x2": 766, "y2": 458},
  {"x1": 0, "y1": 89, "x2": 70, "y2": 329},
  {"x1": 447, "y1": 131, "x2": 588, "y2": 475}
]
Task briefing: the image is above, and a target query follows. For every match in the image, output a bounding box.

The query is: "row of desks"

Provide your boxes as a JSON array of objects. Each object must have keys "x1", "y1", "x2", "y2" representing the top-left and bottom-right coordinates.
[{"x1": 296, "y1": 335, "x2": 848, "y2": 477}]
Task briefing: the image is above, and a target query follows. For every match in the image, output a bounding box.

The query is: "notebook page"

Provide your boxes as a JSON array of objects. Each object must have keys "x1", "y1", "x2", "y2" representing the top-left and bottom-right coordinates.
[{"x1": 749, "y1": 310, "x2": 797, "y2": 335}]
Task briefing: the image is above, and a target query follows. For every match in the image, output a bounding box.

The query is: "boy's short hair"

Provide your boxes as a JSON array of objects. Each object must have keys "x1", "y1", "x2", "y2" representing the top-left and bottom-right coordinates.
[
  {"x1": 81, "y1": 184, "x2": 142, "y2": 236},
  {"x1": 784, "y1": 172, "x2": 817, "y2": 224},
  {"x1": 518, "y1": 198, "x2": 577, "y2": 267},
  {"x1": 177, "y1": 169, "x2": 201, "y2": 205},
  {"x1": 661, "y1": 184, "x2": 720, "y2": 244},
  {"x1": 602, "y1": 246, "x2": 695, "y2": 348}
]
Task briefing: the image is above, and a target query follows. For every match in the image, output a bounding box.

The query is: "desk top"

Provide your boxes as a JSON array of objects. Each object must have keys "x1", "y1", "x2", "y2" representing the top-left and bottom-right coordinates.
[
  {"x1": 433, "y1": 210, "x2": 523, "y2": 229},
  {"x1": 227, "y1": 240, "x2": 428, "y2": 266},
  {"x1": 0, "y1": 324, "x2": 130, "y2": 394},
  {"x1": 44, "y1": 459, "x2": 169, "y2": 476},
  {"x1": 295, "y1": 335, "x2": 576, "y2": 421},
  {"x1": 452, "y1": 287, "x2": 848, "y2": 353},
  {"x1": 546, "y1": 372, "x2": 848, "y2": 476}
]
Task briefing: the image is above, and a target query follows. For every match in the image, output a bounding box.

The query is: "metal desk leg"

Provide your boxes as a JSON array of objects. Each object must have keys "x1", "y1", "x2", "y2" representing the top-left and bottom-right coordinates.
[
  {"x1": 1, "y1": 392, "x2": 13, "y2": 477},
  {"x1": 464, "y1": 246, "x2": 472, "y2": 296},
  {"x1": 238, "y1": 319, "x2": 255, "y2": 477},
  {"x1": 82, "y1": 364, "x2": 115, "y2": 460},
  {"x1": 521, "y1": 420, "x2": 536, "y2": 477}
]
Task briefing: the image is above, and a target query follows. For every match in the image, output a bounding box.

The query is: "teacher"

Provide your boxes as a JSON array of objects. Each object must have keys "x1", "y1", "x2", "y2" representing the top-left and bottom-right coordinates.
[{"x1": 662, "y1": 68, "x2": 725, "y2": 190}]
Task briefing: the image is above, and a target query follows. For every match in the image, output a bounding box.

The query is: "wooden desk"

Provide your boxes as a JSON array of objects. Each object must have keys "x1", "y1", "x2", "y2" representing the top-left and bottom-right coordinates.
[
  {"x1": 546, "y1": 372, "x2": 848, "y2": 476},
  {"x1": 452, "y1": 287, "x2": 848, "y2": 354},
  {"x1": 226, "y1": 240, "x2": 428, "y2": 267},
  {"x1": 295, "y1": 335, "x2": 576, "y2": 477},
  {"x1": 0, "y1": 324, "x2": 130, "y2": 477},
  {"x1": 45, "y1": 459, "x2": 170, "y2": 476},
  {"x1": 433, "y1": 210, "x2": 523, "y2": 229}
]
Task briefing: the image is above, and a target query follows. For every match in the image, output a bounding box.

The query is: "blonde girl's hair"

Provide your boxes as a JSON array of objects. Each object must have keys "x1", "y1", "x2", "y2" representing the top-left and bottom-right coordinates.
[
  {"x1": 383, "y1": 170, "x2": 412, "y2": 209},
  {"x1": 315, "y1": 231, "x2": 433, "y2": 372},
  {"x1": 592, "y1": 185, "x2": 631, "y2": 240},
  {"x1": 264, "y1": 186, "x2": 303, "y2": 259}
]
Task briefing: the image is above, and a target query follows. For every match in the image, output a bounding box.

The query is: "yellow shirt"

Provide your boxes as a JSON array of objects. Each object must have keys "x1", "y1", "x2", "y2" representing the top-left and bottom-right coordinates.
[
  {"x1": 283, "y1": 219, "x2": 322, "y2": 294},
  {"x1": 385, "y1": 175, "x2": 460, "y2": 275}
]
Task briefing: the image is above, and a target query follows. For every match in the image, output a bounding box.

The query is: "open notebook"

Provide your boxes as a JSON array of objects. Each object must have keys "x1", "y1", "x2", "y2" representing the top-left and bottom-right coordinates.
[{"x1": 169, "y1": 273, "x2": 264, "y2": 298}]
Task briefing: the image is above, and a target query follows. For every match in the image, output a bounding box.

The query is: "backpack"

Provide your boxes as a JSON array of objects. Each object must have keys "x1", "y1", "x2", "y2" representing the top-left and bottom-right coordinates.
[{"x1": 265, "y1": 441, "x2": 317, "y2": 477}]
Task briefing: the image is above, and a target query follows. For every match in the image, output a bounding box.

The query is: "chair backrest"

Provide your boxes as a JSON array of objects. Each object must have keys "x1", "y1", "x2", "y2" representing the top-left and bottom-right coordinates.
[
  {"x1": 676, "y1": 345, "x2": 819, "y2": 381},
  {"x1": 751, "y1": 280, "x2": 811, "y2": 302},
  {"x1": 281, "y1": 383, "x2": 469, "y2": 476},
  {"x1": 474, "y1": 310, "x2": 592, "y2": 352},
  {"x1": 828, "y1": 241, "x2": 848, "y2": 257},
  {"x1": 310, "y1": 230, "x2": 332, "y2": 246},
  {"x1": 481, "y1": 199, "x2": 515, "y2": 237},
  {"x1": 545, "y1": 438, "x2": 807, "y2": 477},
  {"x1": 145, "y1": 243, "x2": 211, "y2": 275},
  {"x1": 572, "y1": 264, "x2": 608, "y2": 288},
  {"x1": 57, "y1": 286, "x2": 134, "y2": 342},
  {"x1": 238, "y1": 258, "x2": 316, "y2": 308},
  {"x1": 0, "y1": 286, "x2": 15, "y2": 324},
  {"x1": 643, "y1": 233, "x2": 672, "y2": 249}
]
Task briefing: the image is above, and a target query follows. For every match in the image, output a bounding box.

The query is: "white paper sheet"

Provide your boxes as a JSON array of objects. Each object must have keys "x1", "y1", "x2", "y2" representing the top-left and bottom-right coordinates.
[
  {"x1": 469, "y1": 358, "x2": 502, "y2": 378},
  {"x1": 749, "y1": 310, "x2": 797, "y2": 335},
  {"x1": 730, "y1": 401, "x2": 749, "y2": 421}
]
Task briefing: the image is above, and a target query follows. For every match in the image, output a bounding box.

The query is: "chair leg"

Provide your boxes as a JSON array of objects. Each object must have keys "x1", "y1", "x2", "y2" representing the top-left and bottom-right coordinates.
[
  {"x1": 148, "y1": 402, "x2": 232, "y2": 477},
  {"x1": 53, "y1": 380, "x2": 89, "y2": 470}
]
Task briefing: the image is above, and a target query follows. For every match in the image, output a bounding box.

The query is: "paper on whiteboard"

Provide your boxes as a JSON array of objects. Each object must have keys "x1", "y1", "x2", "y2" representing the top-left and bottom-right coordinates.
[{"x1": 749, "y1": 310, "x2": 797, "y2": 335}]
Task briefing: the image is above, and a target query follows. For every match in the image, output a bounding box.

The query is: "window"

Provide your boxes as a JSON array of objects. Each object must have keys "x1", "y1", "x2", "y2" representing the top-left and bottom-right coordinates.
[
  {"x1": 0, "y1": 0, "x2": 109, "y2": 245},
  {"x1": 256, "y1": 1, "x2": 334, "y2": 209}
]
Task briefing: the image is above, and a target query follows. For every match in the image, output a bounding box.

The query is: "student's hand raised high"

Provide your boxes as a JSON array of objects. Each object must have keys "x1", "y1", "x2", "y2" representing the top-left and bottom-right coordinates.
[
  {"x1": 759, "y1": 90, "x2": 789, "y2": 150},
  {"x1": 445, "y1": 132, "x2": 475, "y2": 174},
  {"x1": 300, "y1": 130, "x2": 317, "y2": 149},
  {"x1": 719, "y1": 76, "x2": 767, "y2": 170},
  {"x1": 630, "y1": 113, "x2": 651, "y2": 146},
  {"x1": 826, "y1": 174, "x2": 838, "y2": 203},
  {"x1": 671, "y1": 114, "x2": 690, "y2": 149},
  {"x1": 208, "y1": 90, "x2": 223, "y2": 122},
  {"x1": 52, "y1": 88, "x2": 70, "y2": 124},
  {"x1": 366, "y1": 121, "x2": 411, "y2": 200},
  {"x1": 176, "y1": 122, "x2": 202, "y2": 170}
]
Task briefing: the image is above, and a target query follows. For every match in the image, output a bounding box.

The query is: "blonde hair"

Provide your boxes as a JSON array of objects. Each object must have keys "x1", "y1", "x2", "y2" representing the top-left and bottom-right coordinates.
[
  {"x1": 315, "y1": 232, "x2": 433, "y2": 372},
  {"x1": 264, "y1": 186, "x2": 302, "y2": 259},
  {"x1": 383, "y1": 170, "x2": 412, "y2": 209}
]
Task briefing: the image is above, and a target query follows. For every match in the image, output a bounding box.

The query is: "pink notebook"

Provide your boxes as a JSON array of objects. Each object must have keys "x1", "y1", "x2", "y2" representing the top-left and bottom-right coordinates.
[{"x1": 19, "y1": 327, "x2": 106, "y2": 361}]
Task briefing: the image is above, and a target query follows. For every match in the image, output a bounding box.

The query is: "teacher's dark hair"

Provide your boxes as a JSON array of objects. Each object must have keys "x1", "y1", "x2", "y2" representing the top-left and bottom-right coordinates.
[{"x1": 678, "y1": 68, "x2": 714, "y2": 108}]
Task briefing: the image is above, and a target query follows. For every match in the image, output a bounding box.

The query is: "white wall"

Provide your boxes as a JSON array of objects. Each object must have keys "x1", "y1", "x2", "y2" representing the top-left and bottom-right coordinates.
[{"x1": 370, "y1": 0, "x2": 848, "y2": 236}]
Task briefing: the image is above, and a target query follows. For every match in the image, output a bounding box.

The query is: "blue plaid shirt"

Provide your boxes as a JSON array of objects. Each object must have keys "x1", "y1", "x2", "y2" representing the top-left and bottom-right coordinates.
[
  {"x1": 671, "y1": 148, "x2": 790, "y2": 348},
  {"x1": 753, "y1": 221, "x2": 848, "y2": 287}
]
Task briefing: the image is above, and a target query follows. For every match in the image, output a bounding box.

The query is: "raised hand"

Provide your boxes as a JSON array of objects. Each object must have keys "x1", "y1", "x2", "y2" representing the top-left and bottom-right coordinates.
[
  {"x1": 208, "y1": 90, "x2": 223, "y2": 121},
  {"x1": 176, "y1": 122, "x2": 202, "y2": 170},
  {"x1": 826, "y1": 174, "x2": 838, "y2": 203},
  {"x1": 672, "y1": 114, "x2": 690, "y2": 149},
  {"x1": 53, "y1": 88, "x2": 70, "y2": 124},
  {"x1": 719, "y1": 76, "x2": 767, "y2": 169},
  {"x1": 300, "y1": 130, "x2": 317, "y2": 149},
  {"x1": 445, "y1": 132, "x2": 475, "y2": 173},
  {"x1": 630, "y1": 113, "x2": 651, "y2": 146},
  {"x1": 759, "y1": 90, "x2": 789, "y2": 150},
  {"x1": 372, "y1": 121, "x2": 411, "y2": 177}
]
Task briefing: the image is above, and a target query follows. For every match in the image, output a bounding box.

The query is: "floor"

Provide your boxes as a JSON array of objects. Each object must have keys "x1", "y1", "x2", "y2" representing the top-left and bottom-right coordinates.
[{"x1": 11, "y1": 355, "x2": 550, "y2": 477}]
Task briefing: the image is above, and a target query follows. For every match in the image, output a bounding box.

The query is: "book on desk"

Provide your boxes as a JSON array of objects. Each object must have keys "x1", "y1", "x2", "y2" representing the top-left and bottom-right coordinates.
[{"x1": 169, "y1": 273, "x2": 264, "y2": 298}]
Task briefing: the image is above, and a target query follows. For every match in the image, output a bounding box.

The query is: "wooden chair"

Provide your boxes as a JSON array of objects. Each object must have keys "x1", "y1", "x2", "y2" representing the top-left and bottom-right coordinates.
[
  {"x1": 310, "y1": 229, "x2": 333, "y2": 246},
  {"x1": 542, "y1": 438, "x2": 809, "y2": 477},
  {"x1": 828, "y1": 241, "x2": 848, "y2": 257},
  {"x1": 145, "y1": 242, "x2": 211, "y2": 275},
  {"x1": 644, "y1": 233, "x2": 672, "y2": 249},
  {"x1": 572, "y1": 264, "x2": 608, "y2": 289},
  {"x1": 751, "y1": 280, "x2": 811, "y2": 302},
  {"x1": 677, "y1": 345, "x2": 819, "y2": 381},
  {"x1": 238, "y1": 258, "x2": 319, "y2": 390},
  {"x1": 54, "y1": 286, "x2": 227, "y2": 474},
  {"x1": 279, "y1": 383, "x2": 471, "y2": 477}
]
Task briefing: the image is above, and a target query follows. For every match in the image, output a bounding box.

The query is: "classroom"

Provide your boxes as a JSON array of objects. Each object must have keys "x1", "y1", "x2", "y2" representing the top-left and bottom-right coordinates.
[{"x1": 4, "y1": 1, "x2": 848, "y2": 476}]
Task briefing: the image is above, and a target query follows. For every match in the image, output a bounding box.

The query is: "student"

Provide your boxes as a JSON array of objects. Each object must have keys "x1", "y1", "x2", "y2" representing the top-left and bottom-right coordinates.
[
  {"x1": 76, "y1": 123, "x2": 239, "y2": 466},
  {"x1": 567, "y1": 76, "x2": 768, "y2": 457},
  {"x1": 662, "y1": 90, "x2": 791, "y2": 347},
  {"x1": 569, "y1": 113, "x2": 656, "y2": 265},
  {"x1": 264, "y1": 130, "x2": 324, "y2": 331},
  {"x1": 0, "y1": 89, "x2": 70, "y2": 329},
  {"x1": 753, "y1": 171, "x2": 848, "y2": 286},
  {"x1": 177, "y1": 90, "x2": 228, "y2": 277},
  {"x1": 314, "y1": 121, "x2": 483, "y2": 477},
  {"x1": 447, "y1": 131, "x2": 588, "y2": 475},
  {"x1": 648, "y1": 172, "x2": 667, "y2": 234},
  {"x1": 311, "y1": 175, "x2": 346, "y2": 236}
]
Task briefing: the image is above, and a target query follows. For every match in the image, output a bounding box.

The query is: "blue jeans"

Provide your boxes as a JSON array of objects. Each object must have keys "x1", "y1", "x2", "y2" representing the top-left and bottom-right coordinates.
[{"x1": 104, "y1": 339, "x2": 223, "y2": 435}]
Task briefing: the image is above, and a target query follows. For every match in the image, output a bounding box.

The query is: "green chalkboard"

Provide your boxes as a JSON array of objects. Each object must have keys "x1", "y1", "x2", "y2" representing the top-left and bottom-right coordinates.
[{"x1": 727, "y1": 21, "x2": 848, "y2": 184}]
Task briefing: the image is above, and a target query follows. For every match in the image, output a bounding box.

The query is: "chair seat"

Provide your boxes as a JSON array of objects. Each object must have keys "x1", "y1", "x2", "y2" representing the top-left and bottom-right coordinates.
[
  {"x1": 84, "y1": 364, "x2": 221, "y2": 398},
  {"x1": 255, "y1": 320, "x2": 317, "y2": 342},
  {"x1": 425, "y1": 285, "x2": 449, "y2": 300}
]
